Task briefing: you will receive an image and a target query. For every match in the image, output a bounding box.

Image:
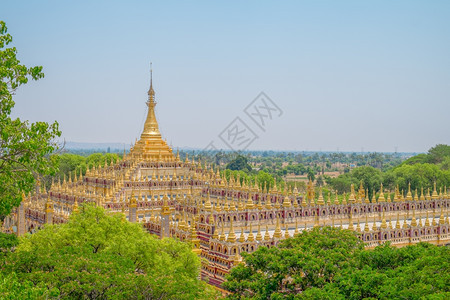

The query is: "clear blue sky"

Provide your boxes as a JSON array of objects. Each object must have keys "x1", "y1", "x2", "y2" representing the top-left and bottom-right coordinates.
[{"x1": 3, "y1": 0, "x2": 450, "y2": 152}]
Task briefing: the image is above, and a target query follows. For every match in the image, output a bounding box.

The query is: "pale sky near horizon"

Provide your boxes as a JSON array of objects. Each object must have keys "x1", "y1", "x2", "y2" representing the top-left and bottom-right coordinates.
[{"x1": 2, "y1": 0, "x2": 450, "y2": 153}]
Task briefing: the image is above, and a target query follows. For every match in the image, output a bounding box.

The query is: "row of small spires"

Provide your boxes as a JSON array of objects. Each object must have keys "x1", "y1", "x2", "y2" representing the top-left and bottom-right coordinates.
[
  {"x1": 44, "y1": 173, "x2": 448, "y2": 205},
  {"x1": 58, "y1": 178, "x2": 448, "y2": 203},
  {"x1": 28, "y1": 183, "x2": 449, "y2": 216},
  {"x1": 35, "y1": 152, "x2": 449, "y2": 202},
  {"x1": 203, "y1": 209, "x2": 450, "y2": 243},
  {"x1": 25, "y1": 181, "x2": 449, "y2": 219},
  {"x1": 22, "y1": 182, "x2": 449, "y2": 229}
]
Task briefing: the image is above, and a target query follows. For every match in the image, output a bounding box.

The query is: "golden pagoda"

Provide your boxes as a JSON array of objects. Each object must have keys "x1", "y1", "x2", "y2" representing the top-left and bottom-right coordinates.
[
  {"x1": 5, "y1": 69, "x2": 449, "y2": 290},
  {"x1": 131, "y1": 66, "x2": 173, "y2": 160}
]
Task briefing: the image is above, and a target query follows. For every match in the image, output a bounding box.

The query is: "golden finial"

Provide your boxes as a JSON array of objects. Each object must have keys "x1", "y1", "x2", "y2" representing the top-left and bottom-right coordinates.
[
  {"x1": 301, "y1": 193, "x2": 308, "y2": 207},
  {"x1": 348, "y1": 184, "x2": 356, "y2": 204},
  {"x1": 273, "y1": 216, "x2": 282, "y2": 239},
  {"x1": 208, "y1": 213, "x2": 215, "y2": 225},
  {"x1": 148, "y1": 62, "x2": 155, "y2": 98},
  {"x1": 265, "y1": 196, "x2": 273, "y2": 209},
  {"x1": 255, "y1": 223, "x2": 263, "y2": 242},
  {"x1": 227, "y1": 219, "x2": 237, "y2": 243},
  {"x1": 204, "y1": 192, "x2": 212, "y2": 212},
  {"x1": 380, "y1": 212, "x2": 387, "y2": 230},
  {"x1": 395, "y1": 213, "x2": 401, "y2": 229},
  {"x1": 239, "y1": 227, "x2": 245, "y2": 243},
  {"x1": 378, "y1": 183, "x2": 385, "y2": 202},
  {"x1": 247, "y1": 224, "x2": 255, "y2": 242},
  {"x1": 425, "y1": 211, "x2": 430, "y2": 227},
  {"x1": 364, "y1": 214, "x2": 370, "y2": 232},
  {"x1": 264, "y1": 225, "x2": 271, "y2": 241},
  {"x1": 439, "y1": 207, "x2": 445, "y2": 225},
  {"x1": 282, "y1": 193, "x2": 291, "y2": 208},
  {"x1": 411, "y1": 208, "x2": 417, "y2": 227},
  {"x1": 406, "y1": 183, "x2": 413, "y2": 201},
  {"x1": 317, "y1": 187, "x2": 325, "y2": 206},
  {"x1": 219, "y1": 222, "x2": 226, "y2": 241},
  {"x1": 212, "y1": 220, "x2": 219, "y2": 239},
  {"x1": 432, "y1": 182, "x2": 438, "y2": 200},
  {"x1": 257, "y1": 195, "x2": 263, "y2": 210},
  {"x1": 432, "y1": 211, "x2": 437, "y2": 226},
  {"x1": 72, "y1": 199, "x2": 78, "y2": 213},
  {"x1": 402, "y1": 213, "x2": 408, "y2": 229},
  {"x1": 246, "y1": 193, "x2": 255, "y2": 209}
]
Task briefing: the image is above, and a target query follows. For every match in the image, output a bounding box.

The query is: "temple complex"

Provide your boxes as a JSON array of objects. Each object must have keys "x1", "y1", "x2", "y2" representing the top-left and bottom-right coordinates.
[{"x1": 3, "y1": 71, "x2": 450, "y2": 288}]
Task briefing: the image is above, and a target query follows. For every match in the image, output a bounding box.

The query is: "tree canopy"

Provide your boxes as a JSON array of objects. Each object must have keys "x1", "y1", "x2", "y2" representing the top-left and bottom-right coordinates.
[
  {"x1": 226, "y1": 155, "x2": 252, "y2": 172},
  {"x1": 0, "y1": 21, "x2": 61, "y2": 221},
  {"x1": 1, "y1": 205, "x2": 217, "y2": 299},
  {"x1": 326, "y1": 145, "x2": 450, "y2": 196},
  {"x1": 224, "y1": 227, "x2": 450, "y2": 299}
]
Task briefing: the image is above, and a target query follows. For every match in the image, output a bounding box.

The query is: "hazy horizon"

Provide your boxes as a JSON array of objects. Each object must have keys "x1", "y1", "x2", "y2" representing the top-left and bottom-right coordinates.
[
  {"x1": 3, "y1": 1, "x2": 450, "y2": 153},
  {"x1": 63, "y1": 141, "x2": 423, "y2": 155}
]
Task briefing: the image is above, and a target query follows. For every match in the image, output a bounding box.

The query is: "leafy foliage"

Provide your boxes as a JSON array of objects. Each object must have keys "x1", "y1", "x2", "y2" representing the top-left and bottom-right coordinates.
[
  {"x1": 0, "y1": 272, "x2": 57, "y2": 299},
  {"x1": 326, "y1": 145, "x2": 450, "y2": 196},
  {"x1": 388, "y1": 163, "x2": 450, "y2": 192},
  {"x1": 224, "y1": 227, "x2": 450, "y2": 299},
  {"x1": 2, "y1": 205, "x2": 217, "y2": 299},
  {"x1": 428, "y1": 144, "x2": 450, "y2": 164},
  {"x1": 0, "y1": 232, "x2": 18, "y2": 250},
  {"x1": 0, "y1": 21, "x2": 61, "y2": 220},
  {"x1": 326, "y1": 166, "x2": 382, "y2": 195},
  {"x1": 226, "y1": 155, "x2": 252, "y2": 172},
  {"x1": 224, "y1": 227, "x2": 363, "y2": 299},
  {"x1": 55, "y1": 152, "x2": 119, "y2": 178}
]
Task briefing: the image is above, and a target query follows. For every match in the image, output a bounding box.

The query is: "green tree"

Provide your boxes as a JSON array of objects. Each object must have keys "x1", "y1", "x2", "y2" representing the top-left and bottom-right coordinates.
[
  {"x1": 316, "y1": 175, "x2": 324, "y2": 187},
  {"x1": 0, "y1": 21, "x2": 61, "y2": 221},
  {"x1": 256, "y1": 171, "x2": 275, "y2": 192},
  {"x1": 350, "y1": 166, "x2": 382, "y2": 196},
  {"x1": 3, "y1": 204, "x2": 216, "y2": 299},
  {"x1": 56, "y1": 153, "x2": 86, "y2": 178},
  {"x1": 402, "y1": 153, "x2": 429, "y2": 165},
  {"x1": 387, "y1": 163, "x2": 450, "y2": 192},
  {"x1": 428, "y1": 144, "x2": 450, "y2": 164},
  {"x1": 226, "y1": 155, "x2": 252, "y2": 172},
  {"x1": 225, "y1": 228, "x2": 449, "y2": 300},
  {"x1": 328, "y1": 166, "x2": 383, "y2": 196},
  {"x1": 224, "y1": 227, "x2": 363, "y2": 299},
  {"x1": 54, "y1": 152, "x2": 120, "y2": 181},
  {"x1": 0, "y1": 272, "x2": 57, "y2": 299},
  {"x1": 335, "y1": 243, "x2": 450, "y2": 299},
  {"x1": 306, "y1": 167, "x2": 315, "y2": 182}
]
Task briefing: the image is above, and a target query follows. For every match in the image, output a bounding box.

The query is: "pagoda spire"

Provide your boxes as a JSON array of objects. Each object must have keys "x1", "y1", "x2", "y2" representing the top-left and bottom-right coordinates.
[
  {"x1": 142, "y1": 63, "x2": 161, "y2": 137},
  {"x1": 148, "y1": 63, "x2": 155, "y2": 100}
]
